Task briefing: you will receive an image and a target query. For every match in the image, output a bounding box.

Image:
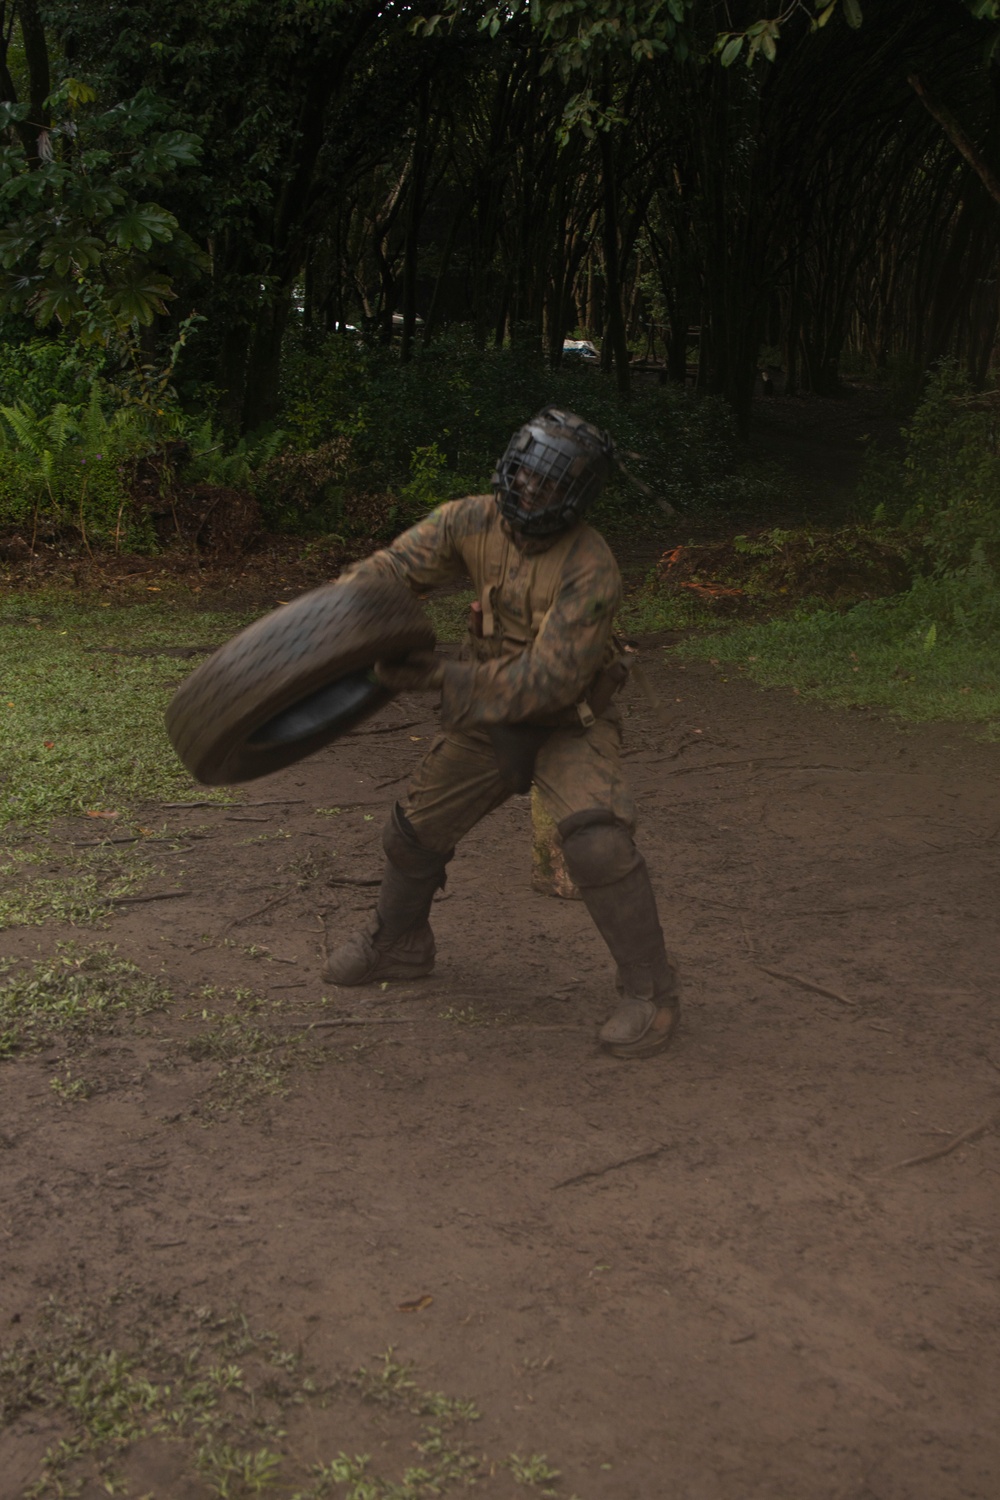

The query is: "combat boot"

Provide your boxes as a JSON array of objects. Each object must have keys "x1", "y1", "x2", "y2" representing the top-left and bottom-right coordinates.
[
  {"x1": 559, "y1": 811, "x2": 680, "y2": 1059},
  {"x1": 323, "y1": 804, "x2": 451, "y2": 986}
]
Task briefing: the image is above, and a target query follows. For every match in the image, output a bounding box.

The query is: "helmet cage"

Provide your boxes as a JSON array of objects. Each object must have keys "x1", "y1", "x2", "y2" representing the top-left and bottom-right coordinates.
[{"x1": 493, "y1": 409, "x2": 613, "y2": 536}]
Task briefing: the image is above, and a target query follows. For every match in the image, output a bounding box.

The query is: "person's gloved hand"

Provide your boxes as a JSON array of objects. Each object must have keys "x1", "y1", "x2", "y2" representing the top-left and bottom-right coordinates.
[{"x1": 374, "y1": 651, "x2": 445, "y2": 693}]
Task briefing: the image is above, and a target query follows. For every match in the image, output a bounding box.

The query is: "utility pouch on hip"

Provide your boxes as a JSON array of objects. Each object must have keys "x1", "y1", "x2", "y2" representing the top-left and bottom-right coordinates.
[
  {"x1": 584, "y1": 659, "x2": 630, "y2": 718},
  {"x1": 486, "y1": 723, "x2": 555, "y2": 795}
]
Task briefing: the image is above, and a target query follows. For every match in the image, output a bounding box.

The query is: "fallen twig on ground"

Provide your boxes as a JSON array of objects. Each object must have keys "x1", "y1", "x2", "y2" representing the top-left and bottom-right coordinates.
[
  {"x1": 776, "y1": 906, "x2": 895, "y2": 919},
  {"x1": 552, "y1": 1143, "x2": 671, "y2": 1191},
  {"x1": 326, "y1": 876, "x2": 381, "y2": 887},
  {"x1": 239, "y1": 798, "x2": 308, "y2": 807},
  {"x1": 756, "y1": 963, "x2": 857, "y2": 1007},
  {"x1": 161, "y1": 797, "x2": 305, "y2": 810},
  {"x1": 71, "y1": 835, "x2": 143, "y2": 847},
  {"x1": 162, "y1": 800, "x2": 225, "y2": 809},
  {"x1": 316, "y1": 915, "x2": 331, "y2": 967},
  {"x1": 227, "y1": 890, "x2": 293, "y2": 927},
  {"x1": 292, "y1": 1017, "x2": 415, "y2": 1029},
  {"x1": 111, "y1": 890, "x2": 191, "y2": 905},
  {"x1": 881, "y1": 1106, "x2": 1000, "y2": 1172},
  {"x1": 665, "y1": 759, "x2": 870, "y2": 778}
]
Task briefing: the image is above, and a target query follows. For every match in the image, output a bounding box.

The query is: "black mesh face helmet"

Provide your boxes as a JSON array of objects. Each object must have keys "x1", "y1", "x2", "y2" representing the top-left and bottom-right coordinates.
[{"x1": 492, "y1": 406, "x2": 615, "y2": 537}]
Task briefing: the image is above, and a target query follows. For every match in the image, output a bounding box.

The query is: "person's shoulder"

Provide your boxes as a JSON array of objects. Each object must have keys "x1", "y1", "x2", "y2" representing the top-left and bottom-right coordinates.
[
  {"x1": 567, "y1": 522, "x2": 621, "y2": 579},
  {"x1": 430, "y1": 494, "x2": 495, "y2": 534}
]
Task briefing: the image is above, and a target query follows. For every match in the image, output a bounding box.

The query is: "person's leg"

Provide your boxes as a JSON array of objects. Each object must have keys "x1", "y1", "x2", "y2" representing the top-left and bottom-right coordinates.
[
  {"x1": 322, "y1": 801, "x2": 448, "y2": 984},
  {"x1": 534, "y1": 718, "x2": 680, "y2": 1058},
  {"x1": 323, "y1": 728, "x2": 510, "y2": 985}
]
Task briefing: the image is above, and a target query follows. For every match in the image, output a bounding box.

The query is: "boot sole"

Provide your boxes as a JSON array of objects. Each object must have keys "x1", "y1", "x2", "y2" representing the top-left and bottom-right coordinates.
[{"x1": 602, "y1": 1004, "x2": 679, "y2": 1060}]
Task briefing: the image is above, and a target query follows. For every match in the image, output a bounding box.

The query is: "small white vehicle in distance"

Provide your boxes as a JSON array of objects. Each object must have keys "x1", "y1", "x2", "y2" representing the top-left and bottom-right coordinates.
[{"x1": 562, "y1": 338, "x2": 599, "y2": 361}]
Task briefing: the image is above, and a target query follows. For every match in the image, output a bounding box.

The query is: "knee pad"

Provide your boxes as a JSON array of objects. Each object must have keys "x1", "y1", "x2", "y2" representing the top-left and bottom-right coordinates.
[
  {"x1": 558, "y1": 809, "x2": 642, "y2": 889},
  {"x1": 382, "y1": 802, "x2": 453, "y2": 880}
]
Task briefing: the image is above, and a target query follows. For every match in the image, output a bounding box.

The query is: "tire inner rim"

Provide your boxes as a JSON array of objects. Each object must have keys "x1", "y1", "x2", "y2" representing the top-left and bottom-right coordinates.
[{"x1": 247, "y1": 669, "x2": 381, "y2": 749}]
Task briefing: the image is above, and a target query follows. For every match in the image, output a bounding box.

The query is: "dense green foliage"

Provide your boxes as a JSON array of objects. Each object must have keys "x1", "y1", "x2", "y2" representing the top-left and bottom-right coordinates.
[
  {"x1": 0, "y1": 0, "x2": 997, "y2": 736},
  {"x1": 0, "y1": 326, "x2": 779, "y2": 545},
  {"x1": 861, "y1": 363, "x2": 1000, "y2": 571},
  {"x1": 269, "y1": 327, "x2": 780, "y2": 534},
  {"x1": 675, "y1": 369, "x2": 1000, "y2": 728},
  {"x1": 0, "y1": 81, "x2": 204, "y2": 350},
  {"x1": 0, "y1": 382, "x2": 157, "y2": 548},
  {"x1": 1, "y1": 0, "x2": 997, "y2": 433}
]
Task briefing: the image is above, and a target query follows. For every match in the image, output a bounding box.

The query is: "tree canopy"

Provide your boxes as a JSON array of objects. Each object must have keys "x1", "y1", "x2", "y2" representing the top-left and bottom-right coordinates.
[{"x1": 0, "y1": 0, "x2": 998, "y2": 431}]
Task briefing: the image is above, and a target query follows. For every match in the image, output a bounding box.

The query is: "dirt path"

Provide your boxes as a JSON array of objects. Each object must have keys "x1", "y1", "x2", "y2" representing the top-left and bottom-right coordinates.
[{"x1": 2, "y1": 645, "x2": 999, "y2": 1499}]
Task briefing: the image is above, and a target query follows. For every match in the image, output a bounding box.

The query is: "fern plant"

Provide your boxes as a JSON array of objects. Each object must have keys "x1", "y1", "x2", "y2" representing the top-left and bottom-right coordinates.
[{"x1": 0, "y1": 400, "x2": 77, "y2": 545}]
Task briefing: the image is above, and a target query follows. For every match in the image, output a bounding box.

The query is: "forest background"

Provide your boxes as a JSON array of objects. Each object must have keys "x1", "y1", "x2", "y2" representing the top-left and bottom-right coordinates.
[{"x1": 3, "y1": 0, "x2": 1000, "y2": 761}]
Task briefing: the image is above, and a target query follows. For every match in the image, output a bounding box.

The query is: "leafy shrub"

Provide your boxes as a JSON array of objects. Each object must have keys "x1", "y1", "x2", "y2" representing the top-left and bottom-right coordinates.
[
  {"x1": 0, "y1": 84, "x2": 203, "y2": 348},
  {"x1": 396, "y1": 440, "x2": 470, "y2": 524},
  {"x1": 654, "y1": 523, "x2": 919, "y2": 611},
  {"x1": 0, "y1": 384, "x2": 163, "y2": 549},
  {"x1": 0, "y1": 324, "x2": 783, "y2": 551},
  {"x1": 0, "y1": 336, "x2": 109, "y2": 412},
  {"x1": 860, "y1": 361, "x2": 1000, "y2": 570},
  {"x1": 277, "y1": 326, "x2": 779, "y2": 531},
  {"x1": 182, "y1": 417, "x2": 287, "y2": 492},
  {"x1": 254, "y1": 436, "x2": 355, "y2": 534}
]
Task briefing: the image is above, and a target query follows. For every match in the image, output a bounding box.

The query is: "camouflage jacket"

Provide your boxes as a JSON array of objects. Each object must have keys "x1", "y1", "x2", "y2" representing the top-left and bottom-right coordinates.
[{"x1": 343, "y1": 494, "x2": 622, "y2": 730}]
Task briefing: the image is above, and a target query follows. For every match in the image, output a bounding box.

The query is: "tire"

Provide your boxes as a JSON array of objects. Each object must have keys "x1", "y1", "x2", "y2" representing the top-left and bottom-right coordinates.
[{"x1": 164, "y1": 574, "x2": 435, "y2": 785}]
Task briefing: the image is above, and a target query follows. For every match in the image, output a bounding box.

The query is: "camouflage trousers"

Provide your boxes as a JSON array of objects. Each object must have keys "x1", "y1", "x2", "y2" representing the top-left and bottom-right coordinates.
[{"x1": 401, "y1": 714, "x2": 637, "y2": 854}]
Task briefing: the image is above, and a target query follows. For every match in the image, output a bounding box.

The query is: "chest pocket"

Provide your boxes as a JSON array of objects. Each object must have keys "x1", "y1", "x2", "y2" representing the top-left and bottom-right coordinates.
[{"x1": 499, "y1": 581, "x2": 533, "y2": 642}]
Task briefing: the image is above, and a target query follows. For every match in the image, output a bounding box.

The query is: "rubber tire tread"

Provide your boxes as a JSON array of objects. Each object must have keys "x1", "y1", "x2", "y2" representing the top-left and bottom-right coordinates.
[{"x1": 164, "y1": 574, "x2": 435, "y2": 785}]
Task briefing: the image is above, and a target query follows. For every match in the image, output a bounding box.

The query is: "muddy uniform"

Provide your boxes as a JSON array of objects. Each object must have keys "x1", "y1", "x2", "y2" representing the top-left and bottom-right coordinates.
[
  {"x1": 327, "y1": 406, "x2": 679, "y2": 1060},
  {"x1": 344, "y1": 494, "x2": 636, "y2": 852}
]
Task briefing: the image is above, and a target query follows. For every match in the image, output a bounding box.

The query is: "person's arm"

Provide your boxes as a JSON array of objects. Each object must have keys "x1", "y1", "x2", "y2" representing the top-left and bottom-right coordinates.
[
  {"x1": 340, "y1": 496, "x2": 488, "y2": 593},
  {"x1": 438, "y1": 547, "x2": 621, "y2": 728}
]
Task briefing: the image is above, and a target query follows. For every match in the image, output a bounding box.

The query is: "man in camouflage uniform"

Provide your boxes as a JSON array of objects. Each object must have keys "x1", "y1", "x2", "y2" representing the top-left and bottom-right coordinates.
[{"x1": 324, "y1": 407, "x2": 679, "y2": 1059}]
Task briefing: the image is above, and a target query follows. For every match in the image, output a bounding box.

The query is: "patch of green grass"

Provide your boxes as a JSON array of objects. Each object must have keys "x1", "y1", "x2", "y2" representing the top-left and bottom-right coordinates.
[
  {"x1": 49, "y1": 1066, "x2": 97, "y2": 1102},
  {"x1": 0, "y1": 943, "x2": 170, "y2": 1058},
  {"x1": 2, "y1": 1299, "x2": 570, "y2": 1500},
  {"x1": 439, "y1": 1003, "x2": 511, "y2": 1029},
  {"x1": 614, "y1": 578, "x2": 709, "y2": 636},
  {"x1": 349, "y1": 1347, "x2": 480, "y2": 1423},
  {"x1": 196, "y1": 1440, "x2": 284, "y2": 1497},
  {"x1": 295, "y1": 1350, "x2": 484, "y2": 1500},
  {"x1": 184, "y1": 985, "x2": 319, "y2": 1118},
  {"x1": 507, "y1": 1452, "x2": 562, "y2": 1491},
  {"x1": 0, "y1": 1298, "x2": 307, "y2": 1500},
  {"x1": 0, "y1": 841, "x2": 51, "y2": 875},
  {"x1": 678, "y1": 580, "x2": 1000, "y2": 727},
  {"x1": 0, "y1": 835, "x2": 161, "y2": 929},
  {"x1": 295, "y1": 1441, "x2": 481, "y2": 1500},
  {"x1": 0, "y1": 595, "x2": 248, "y2": 827}
]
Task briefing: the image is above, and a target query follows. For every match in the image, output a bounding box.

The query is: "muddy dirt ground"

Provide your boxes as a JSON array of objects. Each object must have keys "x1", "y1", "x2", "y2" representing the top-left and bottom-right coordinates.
[{"x1": 2, "y1": 630, "x2": 1000, "y2": 1499}]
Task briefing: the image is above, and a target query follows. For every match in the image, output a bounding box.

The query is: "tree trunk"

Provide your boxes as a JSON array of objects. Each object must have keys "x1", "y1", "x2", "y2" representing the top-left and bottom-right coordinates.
[
  {"x1": 400, "y1": 74, "x2": 430, "y2": 364},
  {"x1": 241, "y1": 292, "x2": 292, "y2": 432},
  {"x1": 599, "y1": 81, "x2": 631, "y2": 398},
  {"x1": 5, "y1": 0, "x2": 50, "y2": 163}
]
